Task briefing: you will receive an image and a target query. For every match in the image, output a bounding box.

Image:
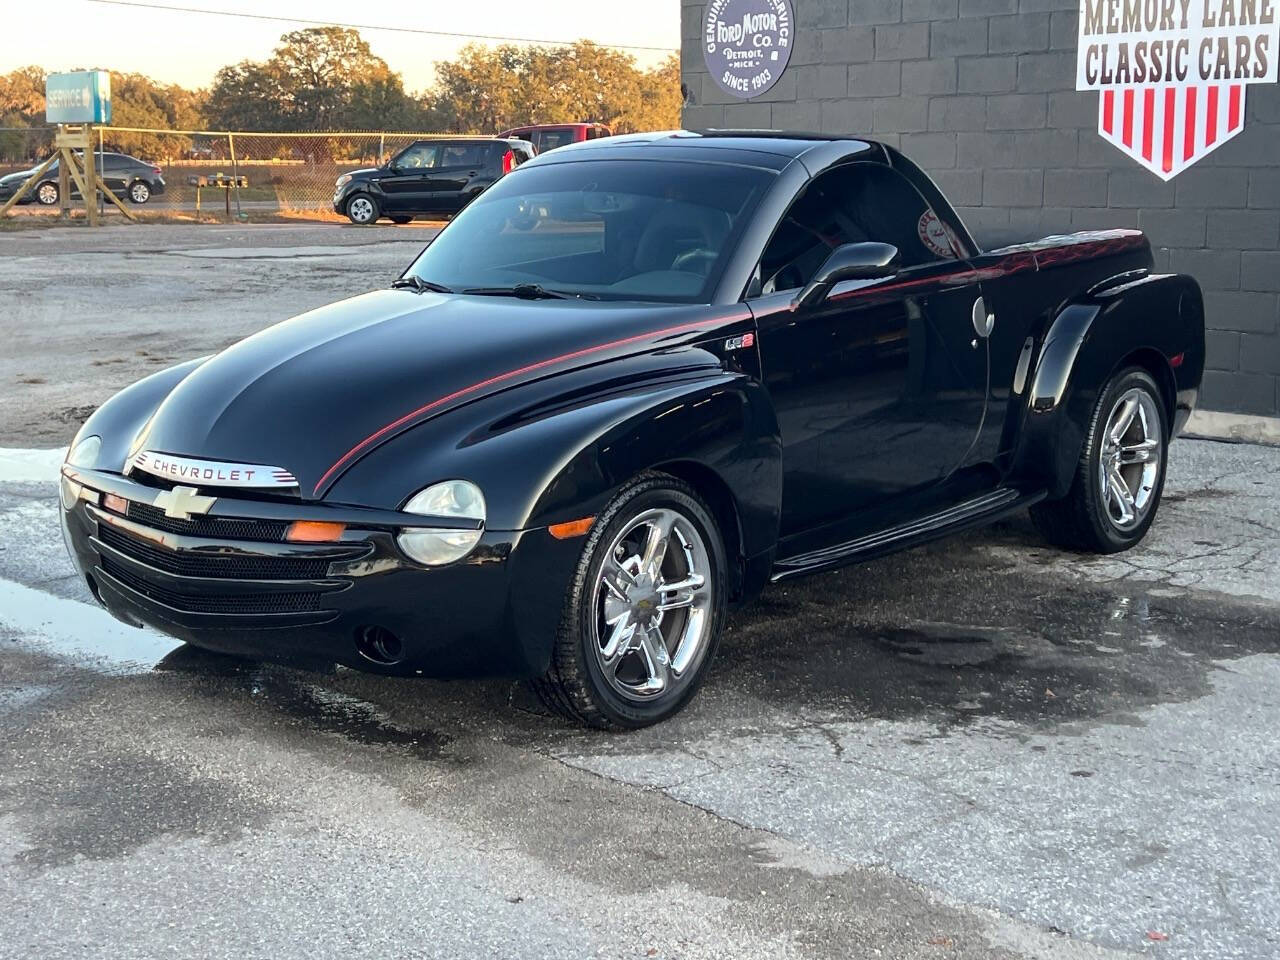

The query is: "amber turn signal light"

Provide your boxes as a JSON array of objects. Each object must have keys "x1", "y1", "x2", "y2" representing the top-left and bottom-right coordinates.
[
  {"x1": 103, "y1": 493, "x2": 128, "y2": 514},
  {"x1": 286, "y1": 520, "x2": 347, "y2": 543},
  {"x1": 548, "y1": 516, "x2": 595, "y2": 540}
]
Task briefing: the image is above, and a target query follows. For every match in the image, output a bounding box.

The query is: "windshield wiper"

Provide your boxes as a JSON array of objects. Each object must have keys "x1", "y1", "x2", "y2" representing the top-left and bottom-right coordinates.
[
  {"x1": 462, "y1": 283, "x2": 571, "y2": 300},
  {"x1": 391, "y1": 276, "x2": 453, "y2": 294}
]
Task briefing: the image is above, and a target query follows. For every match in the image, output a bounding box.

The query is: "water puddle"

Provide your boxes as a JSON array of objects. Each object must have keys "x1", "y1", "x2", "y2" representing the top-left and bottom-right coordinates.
[
  {"x1": 155, "y1": 645, "x2": 453, "y2": 760},
  {"x1": 715, "y1": 559, "x2": 1280, "y2": 730}
]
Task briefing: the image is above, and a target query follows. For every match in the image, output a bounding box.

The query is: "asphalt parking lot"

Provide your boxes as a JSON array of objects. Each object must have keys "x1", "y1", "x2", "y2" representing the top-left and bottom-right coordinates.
[{"x1": 2, "y1": 222, "x2": 1278, "y2": 959}]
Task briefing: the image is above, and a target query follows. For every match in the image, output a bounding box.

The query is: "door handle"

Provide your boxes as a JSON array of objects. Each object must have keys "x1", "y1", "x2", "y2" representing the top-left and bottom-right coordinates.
[{"x1": 971, "y1": 296, "x2": 995, "y2": 339}]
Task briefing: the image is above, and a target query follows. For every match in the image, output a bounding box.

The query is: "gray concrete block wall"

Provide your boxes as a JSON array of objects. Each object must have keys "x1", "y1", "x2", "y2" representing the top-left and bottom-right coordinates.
[{"x1": 681, "y1": 0, "x2": 1280, "y2": 416}]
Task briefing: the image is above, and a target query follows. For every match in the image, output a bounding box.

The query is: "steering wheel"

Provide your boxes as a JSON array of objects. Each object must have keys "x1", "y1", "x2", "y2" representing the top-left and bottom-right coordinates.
[{"x1": 671, "y1": 248, "x2": 717, "y2": 275}]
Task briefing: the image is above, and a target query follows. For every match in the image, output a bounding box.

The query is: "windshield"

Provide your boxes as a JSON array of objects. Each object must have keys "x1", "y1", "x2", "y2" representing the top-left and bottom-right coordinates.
[{"x1": 405, "y1": 159, "x2": 774, "y2": 303}]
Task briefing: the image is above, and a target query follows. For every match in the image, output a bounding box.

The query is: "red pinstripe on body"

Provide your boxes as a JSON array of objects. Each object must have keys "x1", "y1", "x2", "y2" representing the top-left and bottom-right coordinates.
[{"x1": 311, "y1": 318, "x2": 715, "y2": 496}]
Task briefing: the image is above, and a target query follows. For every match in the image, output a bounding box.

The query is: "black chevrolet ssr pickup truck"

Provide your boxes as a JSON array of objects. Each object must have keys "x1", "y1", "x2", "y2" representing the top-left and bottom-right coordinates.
[{"x1": 62, "y1": 131, "x2": 1204, "y2": 728}]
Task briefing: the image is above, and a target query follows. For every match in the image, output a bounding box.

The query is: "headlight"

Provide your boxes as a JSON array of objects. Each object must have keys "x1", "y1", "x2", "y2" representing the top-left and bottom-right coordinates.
[
  {"x1": 335, "y1": 173, "x2": 352, "y2": 188},
  {"x1": 397, "y1": 480, "x2": 486, "y2": 566},
  {"x1": 66, "y1": 434, "x2": 101, "y2": 468}
]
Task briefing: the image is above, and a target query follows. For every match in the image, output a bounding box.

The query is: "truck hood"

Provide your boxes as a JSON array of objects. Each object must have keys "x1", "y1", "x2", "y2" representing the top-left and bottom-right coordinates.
[{"x1": 135, "y1": 289, "x2": 736, "y2": 499}]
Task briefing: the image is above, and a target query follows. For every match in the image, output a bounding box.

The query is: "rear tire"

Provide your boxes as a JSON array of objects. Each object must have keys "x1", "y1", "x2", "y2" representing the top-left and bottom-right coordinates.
[
  {"x1": 530, "y1": 473, "x2": 727, "y2": 730},
  {"x1": 1030, "y1": 367, "x2": 1168, "y2": 553},
  {"x1": 346, "y1": 193, "x2": 379, "y2": 224},
  {"x1": 35, "y1": 181, "x2": 58, "y2": 205},
  {"x1": 128, "y1": 180, "x2": 151, "y2": 204}
]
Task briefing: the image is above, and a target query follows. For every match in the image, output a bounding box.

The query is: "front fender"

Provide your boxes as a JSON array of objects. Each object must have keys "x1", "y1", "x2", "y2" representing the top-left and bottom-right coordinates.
[
  {"x1": 334, "y1": 363, "x2": 781, "y2": 544},
  {"x1": 332, "y1": 362, "x2": 780, "y2": 671},
  {"x1": 528, "y1": 374, "x2": 782, "y2": 555},
  {"x1": 73, "y1": 357, "x2": 208, "y2": 472},
  {"x1": 1010, "y1": 273, "x2": 1204, "y2": 497}
]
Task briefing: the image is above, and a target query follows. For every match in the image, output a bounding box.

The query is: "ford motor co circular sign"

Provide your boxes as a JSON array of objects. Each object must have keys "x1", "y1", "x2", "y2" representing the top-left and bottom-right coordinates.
[{"x1": 703, "y1": 0, "x2": 793, "y2": 100}]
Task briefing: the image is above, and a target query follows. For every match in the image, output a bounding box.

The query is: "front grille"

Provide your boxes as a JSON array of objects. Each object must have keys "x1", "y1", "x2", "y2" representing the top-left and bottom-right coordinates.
[
  {"x1": 101, "y1": 557, "x2": 326, "y2": 615},
  {"x1": 125, "y1": 501, "x2": 289, "y2": 542},
  {"x1": 98, "y1": 523, "x2": 339, "y2": 580}
]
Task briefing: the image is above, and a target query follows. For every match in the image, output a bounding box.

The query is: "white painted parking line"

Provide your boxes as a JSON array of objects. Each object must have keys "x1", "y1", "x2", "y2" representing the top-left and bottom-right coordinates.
[
  {"x1": 0, "y1": 576, "x2": 179, "y2": 673},
  {"x1": 0, "y1": 447, "x2": 67, "y2": 484}
]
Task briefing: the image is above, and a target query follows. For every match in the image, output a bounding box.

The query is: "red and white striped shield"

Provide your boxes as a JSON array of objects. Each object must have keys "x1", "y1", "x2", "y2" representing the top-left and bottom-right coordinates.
[{"x1": 1096, "y1": 83, "x2": 1246, "y2": 181}]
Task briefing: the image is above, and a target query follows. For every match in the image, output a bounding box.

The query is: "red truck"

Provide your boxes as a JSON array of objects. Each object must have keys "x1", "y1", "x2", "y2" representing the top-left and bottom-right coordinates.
[{"x1": 498, "y1": 122, "x2": 612, "y2": 153}]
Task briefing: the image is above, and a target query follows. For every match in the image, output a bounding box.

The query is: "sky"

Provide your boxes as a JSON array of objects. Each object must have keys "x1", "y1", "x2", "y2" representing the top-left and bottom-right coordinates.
[{"x1": 1, "y1": 0, "x2": 681, "y2": 92}]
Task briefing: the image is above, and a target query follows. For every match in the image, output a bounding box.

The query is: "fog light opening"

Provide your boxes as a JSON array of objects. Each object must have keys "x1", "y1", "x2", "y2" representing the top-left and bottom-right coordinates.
[{"x1": 355, "y1": 625, "x2": 404, "y2": 666}]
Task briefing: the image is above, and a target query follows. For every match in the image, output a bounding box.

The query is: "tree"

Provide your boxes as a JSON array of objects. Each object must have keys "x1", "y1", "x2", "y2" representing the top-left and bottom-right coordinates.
[
  {"x1": 101, "y1": 73, "x2": 206, "y2": 157},
  {"x1": 617, "y1": 54, "x2": 683, "y2": 135},
  {"x1": 0, "y1": 29, "x2": 682, "y2": 159},
  {"x1": 423, "y1": 42, "x2": 682, "y2": 134},
  {"x1": 206, "y1": 27, "x2": 418, "y2": 131},
  {"x1": 0, "y1": 66, "x2": 208, "y2": 162},
  {"x1": 0, "y1": 65, "x2": 45, "y2": 124},
  {"x1": 0, "y1": 66, "x2": 50, "y2": 163},
  {"x1": 206, "y1": 60, "x2": 287, "y2": 131}
]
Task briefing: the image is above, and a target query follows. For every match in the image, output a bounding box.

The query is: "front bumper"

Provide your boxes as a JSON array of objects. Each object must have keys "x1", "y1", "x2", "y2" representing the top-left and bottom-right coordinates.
[
  {"x1": 332, "y1": 182, "x2": 357, "y2": 214},
  {"x1": 60, "y1": 466, "x2": 580, "y2": 678}
]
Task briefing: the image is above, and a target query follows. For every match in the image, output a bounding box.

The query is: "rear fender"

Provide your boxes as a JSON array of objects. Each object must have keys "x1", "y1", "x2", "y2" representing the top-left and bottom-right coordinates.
[{"x1": 1009, "y1": 273, "x2": 1204, "y2": 498}]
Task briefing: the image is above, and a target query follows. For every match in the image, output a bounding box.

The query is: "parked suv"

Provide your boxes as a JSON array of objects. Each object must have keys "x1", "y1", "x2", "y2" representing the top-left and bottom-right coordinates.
[
  {"x1": 0, "y1": 152, "x2": 165, "y2": 205},
  {"x1": 333, "y1": 137, "x2": 534, "y2": 224},
  {"x1": 498, "y1": 123, "x2": 611, "y2": 153}
]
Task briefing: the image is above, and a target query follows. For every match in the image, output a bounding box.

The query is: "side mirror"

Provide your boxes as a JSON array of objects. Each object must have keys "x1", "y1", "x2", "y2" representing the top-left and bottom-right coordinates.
[{"x1": 795, "y1": 242, "x2": 900, "y2": 310}]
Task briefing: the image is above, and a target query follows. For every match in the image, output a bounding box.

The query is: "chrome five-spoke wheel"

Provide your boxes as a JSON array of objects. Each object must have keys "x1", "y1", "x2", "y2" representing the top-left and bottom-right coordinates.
[
  {"x1": 593, "y1": 507, "x2": 713, "y2": 701},
  {"x1": 1030, "y1": 366, "x2": 1168, "y2": 554},
  {"x1": 531, "y1": 474, "x2": 727, "y2": 729},
  {"x1": 1098, "y1": 387, "x2": 1161, "y2": 531}
]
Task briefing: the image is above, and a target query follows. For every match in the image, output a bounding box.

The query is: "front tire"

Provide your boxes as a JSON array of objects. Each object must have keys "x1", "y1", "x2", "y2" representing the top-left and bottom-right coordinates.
[
  {"x1": 128, "y1": 180, "x2": 151, "y2": 204},
  {"x1": 530, "y1": 474, "x2": 727, "y2": 729},
  {"x1": 1030, "y1": 367, "x2": 1168, "y2": 553},
  {"x1": 345, "y1": 193, "x2": 379, "y2": 224}
]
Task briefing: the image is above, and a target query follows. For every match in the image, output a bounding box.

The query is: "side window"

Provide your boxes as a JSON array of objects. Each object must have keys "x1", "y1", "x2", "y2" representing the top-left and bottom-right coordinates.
[
  {"x1": 538, "y1": 129, "x2": 575, "y2": 151},
  {"x1": 394, "y1": 143, "x2": 440, "y2": 169},
  {"x1": 441, "y1": 143, "x2": 485, "y2": 168},
  {"x1": 757, "y1": 163, "x2": 959, "y2": 295}
]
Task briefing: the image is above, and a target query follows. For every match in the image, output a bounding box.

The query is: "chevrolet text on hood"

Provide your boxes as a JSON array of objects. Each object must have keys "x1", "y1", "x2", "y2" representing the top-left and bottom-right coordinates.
[{"x1": 59, "y1": 131, "x2": 1206, "y2": 729}]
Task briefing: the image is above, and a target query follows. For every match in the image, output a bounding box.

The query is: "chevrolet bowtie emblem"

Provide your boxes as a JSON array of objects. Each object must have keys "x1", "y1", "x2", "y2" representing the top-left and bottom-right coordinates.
[{"x1": 153, "y1": 485, "x2": 217, "y2": 521}]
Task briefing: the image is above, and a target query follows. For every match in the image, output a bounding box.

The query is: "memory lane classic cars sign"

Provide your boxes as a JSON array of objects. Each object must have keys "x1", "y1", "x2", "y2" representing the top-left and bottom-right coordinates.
[
  {"x1": 1077, "y1": 0, "x2": 1280, "y2": 178},
  {"x1": 703, "y1": 0, "x2": 794, "y2": 99}
]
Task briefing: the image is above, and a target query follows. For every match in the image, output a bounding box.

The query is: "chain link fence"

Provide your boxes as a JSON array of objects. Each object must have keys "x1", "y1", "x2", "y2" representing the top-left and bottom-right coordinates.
[{"x1": 2, "y1": 127, "x2": 462, "y2": 221}]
